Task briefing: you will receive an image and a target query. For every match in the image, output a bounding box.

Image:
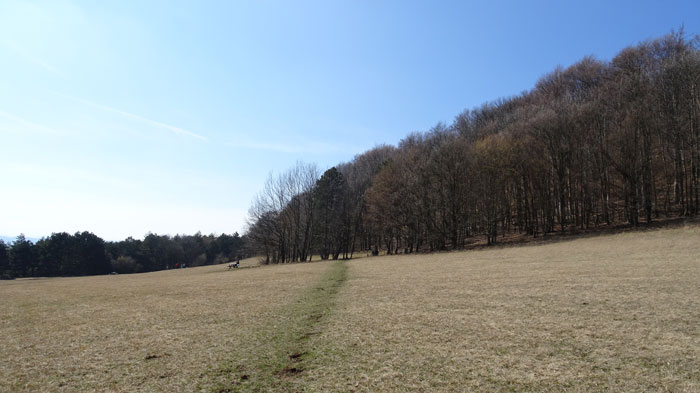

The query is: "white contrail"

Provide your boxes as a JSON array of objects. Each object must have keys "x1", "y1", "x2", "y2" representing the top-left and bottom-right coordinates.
[
  {"x1": 229, "y1": 139, "x2": 341, "y2": 154},
  {"x1": 0, "y1": 110, "x2": 61, "y2": 134},
  {"x1": 58, "y1": 93, "x2": 208, "y2": 141},
  {"x1": 2, "y1": 40, "x2": 67, "y2": 79}
]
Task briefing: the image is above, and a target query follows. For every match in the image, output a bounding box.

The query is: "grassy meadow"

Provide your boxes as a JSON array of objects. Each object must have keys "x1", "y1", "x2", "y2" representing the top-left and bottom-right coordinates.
[{"x1": 2, "y1": 225, "x2": 699, "y2": 392}]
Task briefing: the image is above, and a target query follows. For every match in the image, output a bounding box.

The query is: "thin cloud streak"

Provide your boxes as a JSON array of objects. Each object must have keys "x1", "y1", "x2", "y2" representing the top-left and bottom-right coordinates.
[
  {"x1": 0, "y1": 110, "x2": 62, "y2": 134},
  {"x1": 2, "y1": 40, "x2": 67, "y2": 79},
  {"x1": 227, "y1": 139, "x2": 343, "y2": 154},
  {"x1": 58, "y1": 93, "x2": 208, "y2": 141}
]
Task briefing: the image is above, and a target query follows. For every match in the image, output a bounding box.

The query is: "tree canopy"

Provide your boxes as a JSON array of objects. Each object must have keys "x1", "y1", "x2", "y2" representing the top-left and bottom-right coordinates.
[{"x1": 246, "y1": 31, "x2": 700, "y2": 259}]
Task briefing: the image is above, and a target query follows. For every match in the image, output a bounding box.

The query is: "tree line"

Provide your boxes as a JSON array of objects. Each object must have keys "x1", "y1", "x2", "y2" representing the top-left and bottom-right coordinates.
[
  {"x1": 246, "y1": 31, "x2": 700, "y2": 261},
  {"x1": 0, "y1": 232, "x2": 246, "y2": 279}
]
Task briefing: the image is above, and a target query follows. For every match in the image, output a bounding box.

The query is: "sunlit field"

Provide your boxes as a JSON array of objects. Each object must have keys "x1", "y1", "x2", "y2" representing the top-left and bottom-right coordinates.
[
  {"x1": 2, "y1": 225, "x2": 699, "y2": 392},
  {"x1": 0, "y1": 258, "x2": 328, "y2": 392}
]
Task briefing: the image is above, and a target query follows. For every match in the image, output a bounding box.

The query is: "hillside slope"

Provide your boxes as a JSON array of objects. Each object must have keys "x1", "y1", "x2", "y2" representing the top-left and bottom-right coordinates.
[{"x1": 1, "y1": 225, "x2": 699, "y2": 392}]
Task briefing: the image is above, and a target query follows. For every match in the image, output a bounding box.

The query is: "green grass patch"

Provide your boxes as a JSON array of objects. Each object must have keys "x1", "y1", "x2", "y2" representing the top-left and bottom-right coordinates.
[{"x1": 207, "y1": 260, "x2": 348, "y2": 393}]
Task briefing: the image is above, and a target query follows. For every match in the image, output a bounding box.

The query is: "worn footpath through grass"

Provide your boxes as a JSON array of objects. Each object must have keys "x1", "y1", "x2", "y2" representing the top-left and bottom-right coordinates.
[
  {"x1": 0, "y1": 259, "x2": 331, "y2": 393},
  {"x1": 302, "y1": 225, "x2": 700, "y2": 392},
  {"x1": 207, "y1": 260, "x2": 348, "y2": 393}
]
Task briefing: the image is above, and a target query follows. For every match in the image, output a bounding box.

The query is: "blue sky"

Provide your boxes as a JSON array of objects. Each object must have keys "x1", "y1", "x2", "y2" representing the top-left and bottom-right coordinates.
[{"x1": 1, "y1": 0, "x2": 698, "y2": 241}]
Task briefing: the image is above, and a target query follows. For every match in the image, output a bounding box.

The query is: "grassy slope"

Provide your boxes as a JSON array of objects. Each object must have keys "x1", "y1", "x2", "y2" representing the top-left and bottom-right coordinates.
[
  {"x1": 2, "y1": 226, "x2": 699, "y2": 392},
  {"x1": 305, "y1": 225, "x2": 700, "y2": 392},
  {"x1": 0, "y1": 258, "x2": 329, "y2": 393}
]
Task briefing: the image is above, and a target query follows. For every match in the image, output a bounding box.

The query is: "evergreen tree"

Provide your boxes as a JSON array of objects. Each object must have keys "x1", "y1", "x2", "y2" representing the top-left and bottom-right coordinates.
[
  {"x1": 313, "y1": 167, "x2": 350, "y2": 259},
  {"x1": 9, "y1": 234, "x2": 35, "y2": 277},
  {"x1": 0, "y1": 240, "x2": 10, "y2": 279}
]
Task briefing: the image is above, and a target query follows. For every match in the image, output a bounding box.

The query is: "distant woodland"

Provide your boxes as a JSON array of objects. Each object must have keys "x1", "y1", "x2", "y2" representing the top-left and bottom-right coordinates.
[
  {"x1": 2, "y1": 31, "x2": 698, "y2": 277},
  {"x1": 247, "y1": 31, "x2": 700, "y2": 263},
  {"x1": 0, "y1": 232, "x2": 245, "y2": 279}
]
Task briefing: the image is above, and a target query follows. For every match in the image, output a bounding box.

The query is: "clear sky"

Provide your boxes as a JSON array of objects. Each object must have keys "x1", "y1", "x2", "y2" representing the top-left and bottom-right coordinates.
[{"x1": 1, "y1": 0, "x2": 698, "y2": 241}]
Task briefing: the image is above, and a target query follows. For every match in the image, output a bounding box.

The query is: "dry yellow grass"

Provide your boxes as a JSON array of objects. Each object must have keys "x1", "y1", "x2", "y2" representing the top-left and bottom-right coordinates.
[
  {"x1": 2, "y1": 226, "x2": 699, "y2": 392},
  {"x1": 301, "y1": 225, "x2": 700, "y2": 392},
  {"x1": 0, "y1": 257, "x2": 329, "y2": 392}
]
